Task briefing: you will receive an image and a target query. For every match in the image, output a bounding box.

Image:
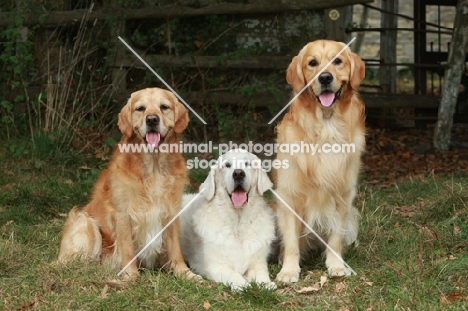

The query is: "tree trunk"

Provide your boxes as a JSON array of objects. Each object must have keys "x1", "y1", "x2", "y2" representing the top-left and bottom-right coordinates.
[{"x1": 433, "y1": 0, "x2": 468, "y2": 151}]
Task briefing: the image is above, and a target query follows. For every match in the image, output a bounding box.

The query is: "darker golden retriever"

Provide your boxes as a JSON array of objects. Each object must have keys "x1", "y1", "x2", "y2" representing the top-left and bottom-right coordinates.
[
  {"x1": 58, "y1": 87, "x2": 197, "y2": 280},
  {"x1": 275, "y1": 40, "x2": 366, "y2": 282}
]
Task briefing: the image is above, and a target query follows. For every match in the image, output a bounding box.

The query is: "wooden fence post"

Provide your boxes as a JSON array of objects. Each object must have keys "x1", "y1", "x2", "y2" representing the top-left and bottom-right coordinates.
[
  {"x1": 110, "y1": 20, "x2": 127, "y2": 99},
  {"x1": 324, "y1": 6, "x2": 353, "y2": 43},
  {"x1": 433, "y1": 0, "x2": 468, "y2": 151},
  {"x1": 380, "y1": 0, "x2": 398, "y2": 94}
]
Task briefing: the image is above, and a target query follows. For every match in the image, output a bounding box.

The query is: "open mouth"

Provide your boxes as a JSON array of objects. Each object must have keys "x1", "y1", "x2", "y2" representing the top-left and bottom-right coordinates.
[
  {"x1": 229, "y1": 185, "x2": 248, "y2": 208},
  {"x1": 145, "y1": 131, "x2": 164, "y2": 147},
  {"x1": 316, "y1": 85, "x2": 343, "y2": 108}
]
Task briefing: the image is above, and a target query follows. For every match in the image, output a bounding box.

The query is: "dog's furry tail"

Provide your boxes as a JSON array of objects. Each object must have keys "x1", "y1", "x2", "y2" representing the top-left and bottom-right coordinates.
[{"x1": 58, "y1": 207, "x2": 102, "y2": 261}]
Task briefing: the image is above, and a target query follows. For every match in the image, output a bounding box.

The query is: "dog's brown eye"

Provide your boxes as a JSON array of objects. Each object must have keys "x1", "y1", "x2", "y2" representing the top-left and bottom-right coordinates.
[
  {"x1": 225, "y1": 162, "x2": 231, "y2": 168},
  {"x1": 333, "y1": 58, "x2": 342, "y2": 65},
  {"x1": 160, "y1": 104, "x2": 170, "y2": 111},
  {"x1": 136, "y1": 106, "x2": 146, "y2": 112},
  {"x1": 309, "y1": 60, "x2": 317, "y2": 67}
]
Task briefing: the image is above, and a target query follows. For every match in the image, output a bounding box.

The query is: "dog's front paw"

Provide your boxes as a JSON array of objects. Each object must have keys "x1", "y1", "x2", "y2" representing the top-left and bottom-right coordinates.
[
  {"x1": 178, "y1": 268, "x2": 203, "y2": 281},
  {"x1": 327, "y1": 266, "x2": 353, "y2": 277},
  {"x1": 230, "y1": 281, "x2": 250, "y2": 292},
  {"x1": 275, "y1": 268, "x2": 300, "y2": 283},
  {"x1": 119, "y1": 268, "x2": 139, "y2": 282},
  {"x1": 262, "y1": 281, "x2": 277, "y2": 290}
]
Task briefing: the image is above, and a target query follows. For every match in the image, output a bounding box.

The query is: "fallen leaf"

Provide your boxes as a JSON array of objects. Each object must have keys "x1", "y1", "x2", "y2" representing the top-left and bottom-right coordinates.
[
  {"x1": 18, "y1": 301, "x2": 36, "y2": 309},
  {"x1": 447, "y1": 254, "x2": 457, "y2": 260},
  {"x1": 320, "y1": 275, "x2": 328, "y2": 287},
  {"x1": 419, "y1": 226, "x2": 438, "y2": 240},
  {"x1": 446, "y1": 292, "x2": 467, "y2": 302},
  {"x1": 101, "y1": 284, "x2": 109, "y2": 298},
  {"x1": 335, "y1": 281, "x2": 347, "y2": 292},
  {"x1": 363, "y1": 281, "x2": 373, "y2": 286},
  {"x1": 400, "y1": 151, "x2": 411, "y2": 159},
  {"x1": 296, "y1": 283, "x2": 321, "y2": 294},
  {"x1": 396, "y1": 205, "x2": 416, "y2": 217},
  {"x1": 203, "y1": 300, "x2": 211, "y2": 310}
]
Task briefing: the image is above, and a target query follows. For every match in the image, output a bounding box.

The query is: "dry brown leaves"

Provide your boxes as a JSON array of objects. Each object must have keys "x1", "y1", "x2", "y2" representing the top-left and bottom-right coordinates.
[
  {"x1": 363, "y1": 125, "x2": 468, "y2": 187},
  {"x1": 440, "y1": 292, "x2": 467, "y2": 305}
]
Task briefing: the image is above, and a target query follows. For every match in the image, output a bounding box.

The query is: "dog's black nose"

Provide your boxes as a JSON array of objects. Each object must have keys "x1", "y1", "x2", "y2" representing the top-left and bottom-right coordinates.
[
  {"x1": 318, "y1": 72, "x2": 333, "y2": 85},
  {"x1": 146, "y1": 115, "x2": 159, "y2": 127},
  {"x1": 232, "y1": 169, "x2": 245, "y2": 181}
]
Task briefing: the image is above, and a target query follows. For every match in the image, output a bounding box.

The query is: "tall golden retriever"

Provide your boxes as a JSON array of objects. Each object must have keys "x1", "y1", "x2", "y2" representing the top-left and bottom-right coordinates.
[
  {"x1": 275, "y1": 40, "x2": 365, "y2": 282},
  {"x1": 58, "y1": 87, "x2": 197, "y2": 280}
]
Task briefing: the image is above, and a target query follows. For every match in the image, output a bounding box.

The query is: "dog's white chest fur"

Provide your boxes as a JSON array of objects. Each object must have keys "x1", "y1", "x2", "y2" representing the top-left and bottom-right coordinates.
[
  {"x1": 126, "y1": 181, "x2": 167, "y2": 269},
  {"x1": 130, "y1": 207, "x2": 164, "y2": 269},
  {"x1": 181, "y1": 195, "x2": 275, "y2": 278}
]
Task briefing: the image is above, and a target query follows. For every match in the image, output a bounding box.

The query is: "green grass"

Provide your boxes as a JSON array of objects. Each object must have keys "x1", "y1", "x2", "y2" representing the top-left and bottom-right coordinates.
[{"x1": 1, "y1": 144, "x2": 467, "y2": 310}]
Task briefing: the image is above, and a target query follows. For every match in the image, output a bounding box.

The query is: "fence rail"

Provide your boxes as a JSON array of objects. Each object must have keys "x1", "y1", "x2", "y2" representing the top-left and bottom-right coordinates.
[{"x1": 0, "y1": 0, "x2": 371, "y2": 27}]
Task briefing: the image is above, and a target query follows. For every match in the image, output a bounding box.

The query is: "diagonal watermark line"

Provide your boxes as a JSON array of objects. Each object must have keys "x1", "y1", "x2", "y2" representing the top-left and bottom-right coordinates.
[
  {"x1": 117, "y1": 189, "x2": 205, "y2": 277},
  {"x1": 269, "y1": 188, "x2": 357, "y2": 275},
  {"x1": 118, "y1": 36, "x2": 207, "y2": 125},
  {"x1": 268, "y1": 37, "x2": 356, "y2": 125}
]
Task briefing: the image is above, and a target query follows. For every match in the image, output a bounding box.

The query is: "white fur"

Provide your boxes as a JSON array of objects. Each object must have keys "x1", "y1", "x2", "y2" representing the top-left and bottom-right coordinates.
[{"x1": 180, "y1": 150, "x2": 276, "y2": 291}]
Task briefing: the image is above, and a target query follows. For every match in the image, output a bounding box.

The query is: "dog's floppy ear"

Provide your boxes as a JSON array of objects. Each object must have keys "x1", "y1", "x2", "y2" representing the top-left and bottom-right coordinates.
[
  {"x1": 256, "y1": 168, "x2": 273, "y2": 196},
  {"x1": 117, "y1": 98, "x2": 133, "y2": 138},
  {"x1": 349, "y1": 51, "x2": 365, "y2": 90},
  {"x1": 173, "y1": 98, "x2": 189, "y2": 134},
  {"x1": 199, "y1": 167, "x2": 217, "y2": 201},
  {"x1": 286, "y1": 55, "x2": 305, "y2": 93}
]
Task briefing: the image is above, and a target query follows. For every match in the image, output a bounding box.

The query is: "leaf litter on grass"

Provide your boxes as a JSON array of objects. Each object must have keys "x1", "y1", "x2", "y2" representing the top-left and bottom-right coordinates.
[{"x1": 363, "y1": 124, "x2": 468, "y2": 187}]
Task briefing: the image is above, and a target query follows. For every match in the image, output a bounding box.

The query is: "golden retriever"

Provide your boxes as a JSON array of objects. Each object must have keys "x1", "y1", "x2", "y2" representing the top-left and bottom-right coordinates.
[
  {"x1": 179, "y1": 149, "x2": 276, "y2": 291},
  {"x1": 274, "y1": 40, "x2": 365, "y2": 282},
  {"x1": 58, "y1": 87, "x2": 197, "y2": 280}
]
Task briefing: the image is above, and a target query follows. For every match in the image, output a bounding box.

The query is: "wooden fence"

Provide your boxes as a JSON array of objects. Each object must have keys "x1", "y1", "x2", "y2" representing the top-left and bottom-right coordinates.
[{"x1": 3, "y1": 0, "x2": 457, "y2": 134}]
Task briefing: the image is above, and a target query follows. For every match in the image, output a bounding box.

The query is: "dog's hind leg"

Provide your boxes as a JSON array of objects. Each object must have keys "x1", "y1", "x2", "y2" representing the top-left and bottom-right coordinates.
[{"x1": 58, "y1": 207, "x2": 102, "y2": 261}]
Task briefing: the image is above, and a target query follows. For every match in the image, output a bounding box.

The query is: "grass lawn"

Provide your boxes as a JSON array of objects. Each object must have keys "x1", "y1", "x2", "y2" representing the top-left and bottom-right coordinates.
[{"x1": 0, "y1": 144, "x2": 467, "y2": 310}]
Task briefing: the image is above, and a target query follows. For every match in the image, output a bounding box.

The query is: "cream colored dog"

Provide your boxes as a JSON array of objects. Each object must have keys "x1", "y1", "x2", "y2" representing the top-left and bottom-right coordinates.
[{"x1": 180, "y1": 149, "x2": 276, "y2": 291}]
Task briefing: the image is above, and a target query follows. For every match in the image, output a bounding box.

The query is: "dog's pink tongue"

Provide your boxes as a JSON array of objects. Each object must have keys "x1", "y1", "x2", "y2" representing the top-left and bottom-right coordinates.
[
  {"x1": 231, "y1": 190, "x2": 247, "y2": 208},
  {"x1": 146, "y1": 132, "x2": 160, "y2": 147},
  {"x1": 319, "y1": 92, "x2": 335, "y2": 107}
]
